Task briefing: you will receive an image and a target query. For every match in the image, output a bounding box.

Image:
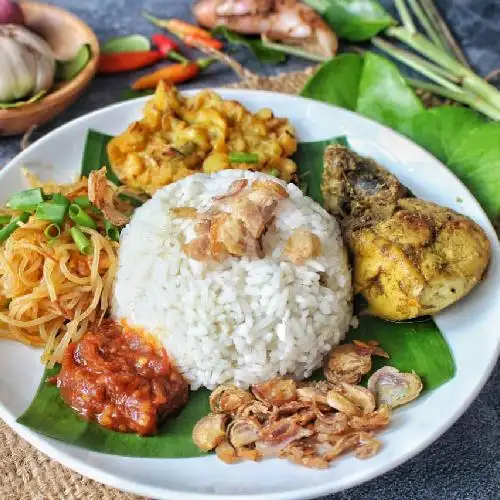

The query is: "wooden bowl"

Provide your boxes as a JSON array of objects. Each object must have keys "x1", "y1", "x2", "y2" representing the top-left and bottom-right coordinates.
[{"x1": 0, "y1": 2, "x2": 100, "y2": 136}]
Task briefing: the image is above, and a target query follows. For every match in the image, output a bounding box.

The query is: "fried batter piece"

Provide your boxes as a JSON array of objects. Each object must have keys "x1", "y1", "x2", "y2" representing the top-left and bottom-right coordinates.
[{"x1": 322, "y1": 145, "x2": 491, "y2": 320}]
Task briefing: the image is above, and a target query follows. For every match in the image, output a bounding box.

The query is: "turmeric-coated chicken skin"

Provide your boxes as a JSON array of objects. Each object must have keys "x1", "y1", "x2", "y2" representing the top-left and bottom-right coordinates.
[{"x1": 322, "y1": 145, "x2": 491, "y2": 320}]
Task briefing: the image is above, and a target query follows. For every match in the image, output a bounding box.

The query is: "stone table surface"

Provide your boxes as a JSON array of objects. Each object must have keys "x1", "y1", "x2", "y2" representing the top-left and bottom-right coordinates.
[{"x1": 0, "y1": 0, "x2": 499, "y2": 499}]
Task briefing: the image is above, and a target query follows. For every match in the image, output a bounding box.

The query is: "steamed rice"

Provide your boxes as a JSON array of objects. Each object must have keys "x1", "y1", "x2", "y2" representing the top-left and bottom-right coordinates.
[{"x1": 113, "y1": 170, "x2": 352, "y2": 389}]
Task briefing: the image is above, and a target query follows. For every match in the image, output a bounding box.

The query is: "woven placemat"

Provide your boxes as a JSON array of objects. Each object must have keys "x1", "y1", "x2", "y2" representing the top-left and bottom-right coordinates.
[{"x1": 0, "y1": 67, "x2": 315, "y2": 500}]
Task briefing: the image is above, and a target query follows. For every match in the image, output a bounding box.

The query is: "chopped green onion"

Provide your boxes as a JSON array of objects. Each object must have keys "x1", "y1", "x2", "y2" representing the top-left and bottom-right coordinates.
[
  {"x1": 44, "y1": 223, "x2": 61, "y2": 241},
  {"x1": 104, "y1": 220, "x2": 120, "y2": 242},
  {"x1": 73, "y1": 195, "x2": 92, "y2": 209},
  {"x1": 68, "y1": 204, "x2": 97, "y2": 229},
  {"x1": 268, "y1": 168, "x2": 280, "y2": 178},
  {"x1": 51, "y1": 193, "x2": 70, "y2": 208},
  {"x1": 228, "y1": 152, "x2": 259, "y2": 164},
  {"x1": 0, "y1": 215, "x2": 11, "y2": 225},
  {"x1": 6, "y1": 188, "x2": 44, "y2": 211},
  {"x1": 70, "y1": 227, "x2": 92, "y2": 255},
  {"x1": 0, "y1": 212, "x2": 30, "y2": 242},
  {"x1": 36, "y1": 202, "x2": 68, "y2": 224}
]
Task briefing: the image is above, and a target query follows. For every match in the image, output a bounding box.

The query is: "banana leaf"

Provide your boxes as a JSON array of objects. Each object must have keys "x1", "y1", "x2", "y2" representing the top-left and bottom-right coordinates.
[
  {"x1": 17, "y1": 133, "x2": 455, "y2": 457},
  {"x1": 80, "y1": 129, "x2": 121, "y2": 185}
]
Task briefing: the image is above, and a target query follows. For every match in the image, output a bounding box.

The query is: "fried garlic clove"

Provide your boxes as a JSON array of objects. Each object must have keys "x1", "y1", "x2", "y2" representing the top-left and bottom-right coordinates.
[
  {"x1": 367, "y1": 366, "x2": 423, "y2": 409},
  {"x1": 284, "y1": 228, "x2": 322, "y2": 265},
  {"x1": 338, "y1": 382, "x2": 376, "y2": 414},
  {"x1": 227, "y1": 417, "x2": 261, "y2": 448},
  {"x1": 215, "y1": 439, "x2": 240, "y2": 464},
  {"x1": 192, "y1": 413, "x2": 229, "y2": 451},
  {"x1": 326, "y1": 390, "x2": 360, "y2": 416}
]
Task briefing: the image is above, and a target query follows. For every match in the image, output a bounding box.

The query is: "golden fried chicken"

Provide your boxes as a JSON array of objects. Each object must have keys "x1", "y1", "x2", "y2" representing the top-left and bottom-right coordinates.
[{"x1": 322, "y1": 145, "x2": 491, "y2": 320}]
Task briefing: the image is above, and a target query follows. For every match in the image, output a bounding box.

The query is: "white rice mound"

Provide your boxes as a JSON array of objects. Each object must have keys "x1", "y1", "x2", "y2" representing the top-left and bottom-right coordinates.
[{"x1": 113, "y1": 170, "x2": 352, "y2": 389}]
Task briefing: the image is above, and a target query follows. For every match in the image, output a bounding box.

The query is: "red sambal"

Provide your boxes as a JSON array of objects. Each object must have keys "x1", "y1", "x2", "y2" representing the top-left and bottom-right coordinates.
[{"x1": 51, "y1": 320, "x2": 188, "y2": 435}]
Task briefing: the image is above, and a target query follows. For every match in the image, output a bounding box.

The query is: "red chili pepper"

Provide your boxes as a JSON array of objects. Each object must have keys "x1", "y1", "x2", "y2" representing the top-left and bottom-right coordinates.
[
  {"x1": 183, "y1": 34, "x2": 223, "y2": 51},
  {"x1": 131, "y1": 58, "x2": 213, "y2": 91},
  {"x1": 151, "y1": 33, "x2": 188, "y2": 62},
  {"x1": 144, "y1": 14, "x2": 223, "y2": 51},
  {"x1": 98, "y1": 50, "x2": 163, "y2": 74}
]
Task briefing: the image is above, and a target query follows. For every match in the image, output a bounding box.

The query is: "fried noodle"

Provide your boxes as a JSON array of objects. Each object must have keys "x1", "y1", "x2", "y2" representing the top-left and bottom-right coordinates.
[{"x1": 0, "y1": 177, "x2": 119, "y2": 367}]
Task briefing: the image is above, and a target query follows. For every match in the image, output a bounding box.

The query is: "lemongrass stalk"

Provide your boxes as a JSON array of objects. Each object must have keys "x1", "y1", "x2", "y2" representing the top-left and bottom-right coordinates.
[
  {"x1": 372, "y1": 37, "x2": 461, "y2": 90},
  {"x1": 406, "y1": 78, "x2": 500, "y2": 120},
  {"x1": 419, "y1": 0, "x2": 470, "y2": 68},
  {"x1": 406, "y1": 0, "x2": 447, "y2": 51},
  {"x1": 394, "y1": 0, "x2": 417, "y2": 33},
  {"x1": 260, "y1": 36, "x2": 329, "y2": 62},
  {"x1": 387, "y1": 27, "x2": 500, "y2": 110}
]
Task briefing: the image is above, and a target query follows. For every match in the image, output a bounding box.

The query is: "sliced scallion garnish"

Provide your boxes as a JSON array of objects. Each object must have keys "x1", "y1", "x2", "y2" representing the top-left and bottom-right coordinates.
[
  {"x1": 36, "y1": 202, "x2": 68, "y2": 224},
  {"x1": 6, "y1": 188, "x2": 44, "y2": 211},
  {"x1": 44, "y1": 223, "x2": 61, "y2": 241},
  {"x1": 0, "y1": 215, "x2": 12, "y2": 225},
  {"x1": 68, "y1": 204, "x2": 97, "y2": 229},
  {"x1": 72, "y1": 195, "x2": 92, "y2": 209},
  {"x1": 228, "y1": 152, "x2": 259, "y2": 164},
  {"x1": 104, "y1": 220, "x2": 120, "y2": 242},
  {"x1": 0, "y1": 212, "x2": 30, "y2": 242},
  {"x1": 70, "y1": 227, "x2": 92, "y2": 255}
]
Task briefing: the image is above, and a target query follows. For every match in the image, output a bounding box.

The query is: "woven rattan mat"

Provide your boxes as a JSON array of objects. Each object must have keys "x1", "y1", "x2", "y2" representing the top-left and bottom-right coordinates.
[{"x1": 0, "y1": 67, "x2": 316, "y2": 500}]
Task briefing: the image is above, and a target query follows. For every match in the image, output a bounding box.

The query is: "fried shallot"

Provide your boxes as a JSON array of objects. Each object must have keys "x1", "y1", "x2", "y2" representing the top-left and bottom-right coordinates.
[{"x1": 193, "y1": 342, "x2": 421, "y2": 468}]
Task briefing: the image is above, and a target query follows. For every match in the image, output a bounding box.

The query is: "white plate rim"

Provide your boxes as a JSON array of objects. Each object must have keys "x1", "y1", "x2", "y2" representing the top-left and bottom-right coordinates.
[{"x1": 0, "y1": 88, "x2": 499, "y2": 500}]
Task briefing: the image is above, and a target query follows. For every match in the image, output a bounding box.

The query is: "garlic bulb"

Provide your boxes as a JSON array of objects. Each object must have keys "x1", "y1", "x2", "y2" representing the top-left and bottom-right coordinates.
[{"x1": 0, "y1": 24, "x2": 55, "y2": 102}]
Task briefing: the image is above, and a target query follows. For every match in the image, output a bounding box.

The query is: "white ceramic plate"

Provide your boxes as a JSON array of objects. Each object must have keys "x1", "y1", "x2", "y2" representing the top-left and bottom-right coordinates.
[{"x1": 0, "y1": 90, "x2": 499, "y2": 500}]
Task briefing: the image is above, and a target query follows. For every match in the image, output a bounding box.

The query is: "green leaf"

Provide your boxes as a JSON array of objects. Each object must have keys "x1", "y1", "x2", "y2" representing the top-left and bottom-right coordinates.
[
  {"x1": 300, "y1": 53, "x2": 500, "y2": 223},
  {"x1": 304, "y1": 0, "x2": 394, "y2": 41},
  {"x1": 80, "y1": 129, "x2": 121, "y2": 185},
  {"x1": 18, "y1": 366, "x2": 210, "y2": 457},
  {"x1": 357, "y1": 52, "x2": 424, "y2": 129},
  {"x1": 293, "y1": 136, "x2": 349, "y2": 204},
  {"x1": 0, "y1": 90, "x2": 46, "y2": 109},
  {"x1": 17, "y1": 314, "x2": 454, "y2": 455},
  {"x1": 120, "y1": 88, "x2": 154, "y2": 101},
  {"x1": 301, "y1": 53, "x2": 424, "y2": 130},
  {"x1": 56, "y1": 44, "x2": 92, "y2": 81},
  {"x1": 213, "y1": 26, "x2": 286, "y2": 64},
  {"x1": 301, "y1": 54, "x2": 363, "y2": 110},
  {"x1": 102, "y1": 34, "x2": 151, "y2": 54},
  {"x1": 346, "y1": 315, "x2": 455, "y2": 390},
  {"x1": 402, "y1": 107, "x2": 500, "y2": 222}
]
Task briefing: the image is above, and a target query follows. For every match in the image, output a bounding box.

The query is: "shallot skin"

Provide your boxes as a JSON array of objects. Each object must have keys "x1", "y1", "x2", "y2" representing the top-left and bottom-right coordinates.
[{"x1": 0, "y1": 0, "x2": 24, "y2": 25}]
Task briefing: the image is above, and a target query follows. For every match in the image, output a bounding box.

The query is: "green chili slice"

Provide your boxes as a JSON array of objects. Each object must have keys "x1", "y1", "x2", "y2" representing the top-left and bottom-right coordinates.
[
  {"x1": 104, "y1": 220, "x2": 120, "y2": 242},
  {"x1": 228, "y1": 152, "x2": 259, "y2": 164},
  {"x1": 0, "y1": 212, "x2": 30, "y2": 242},
  {"x1": 70, "y1": 227, "x2": 92, "y2": 254},
  {"x1": 68, "y1": 204, "x2": 97, "y2": 229},
  {"x1": 6, "y1": 188, "x2": 44, "y2": 211}
]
